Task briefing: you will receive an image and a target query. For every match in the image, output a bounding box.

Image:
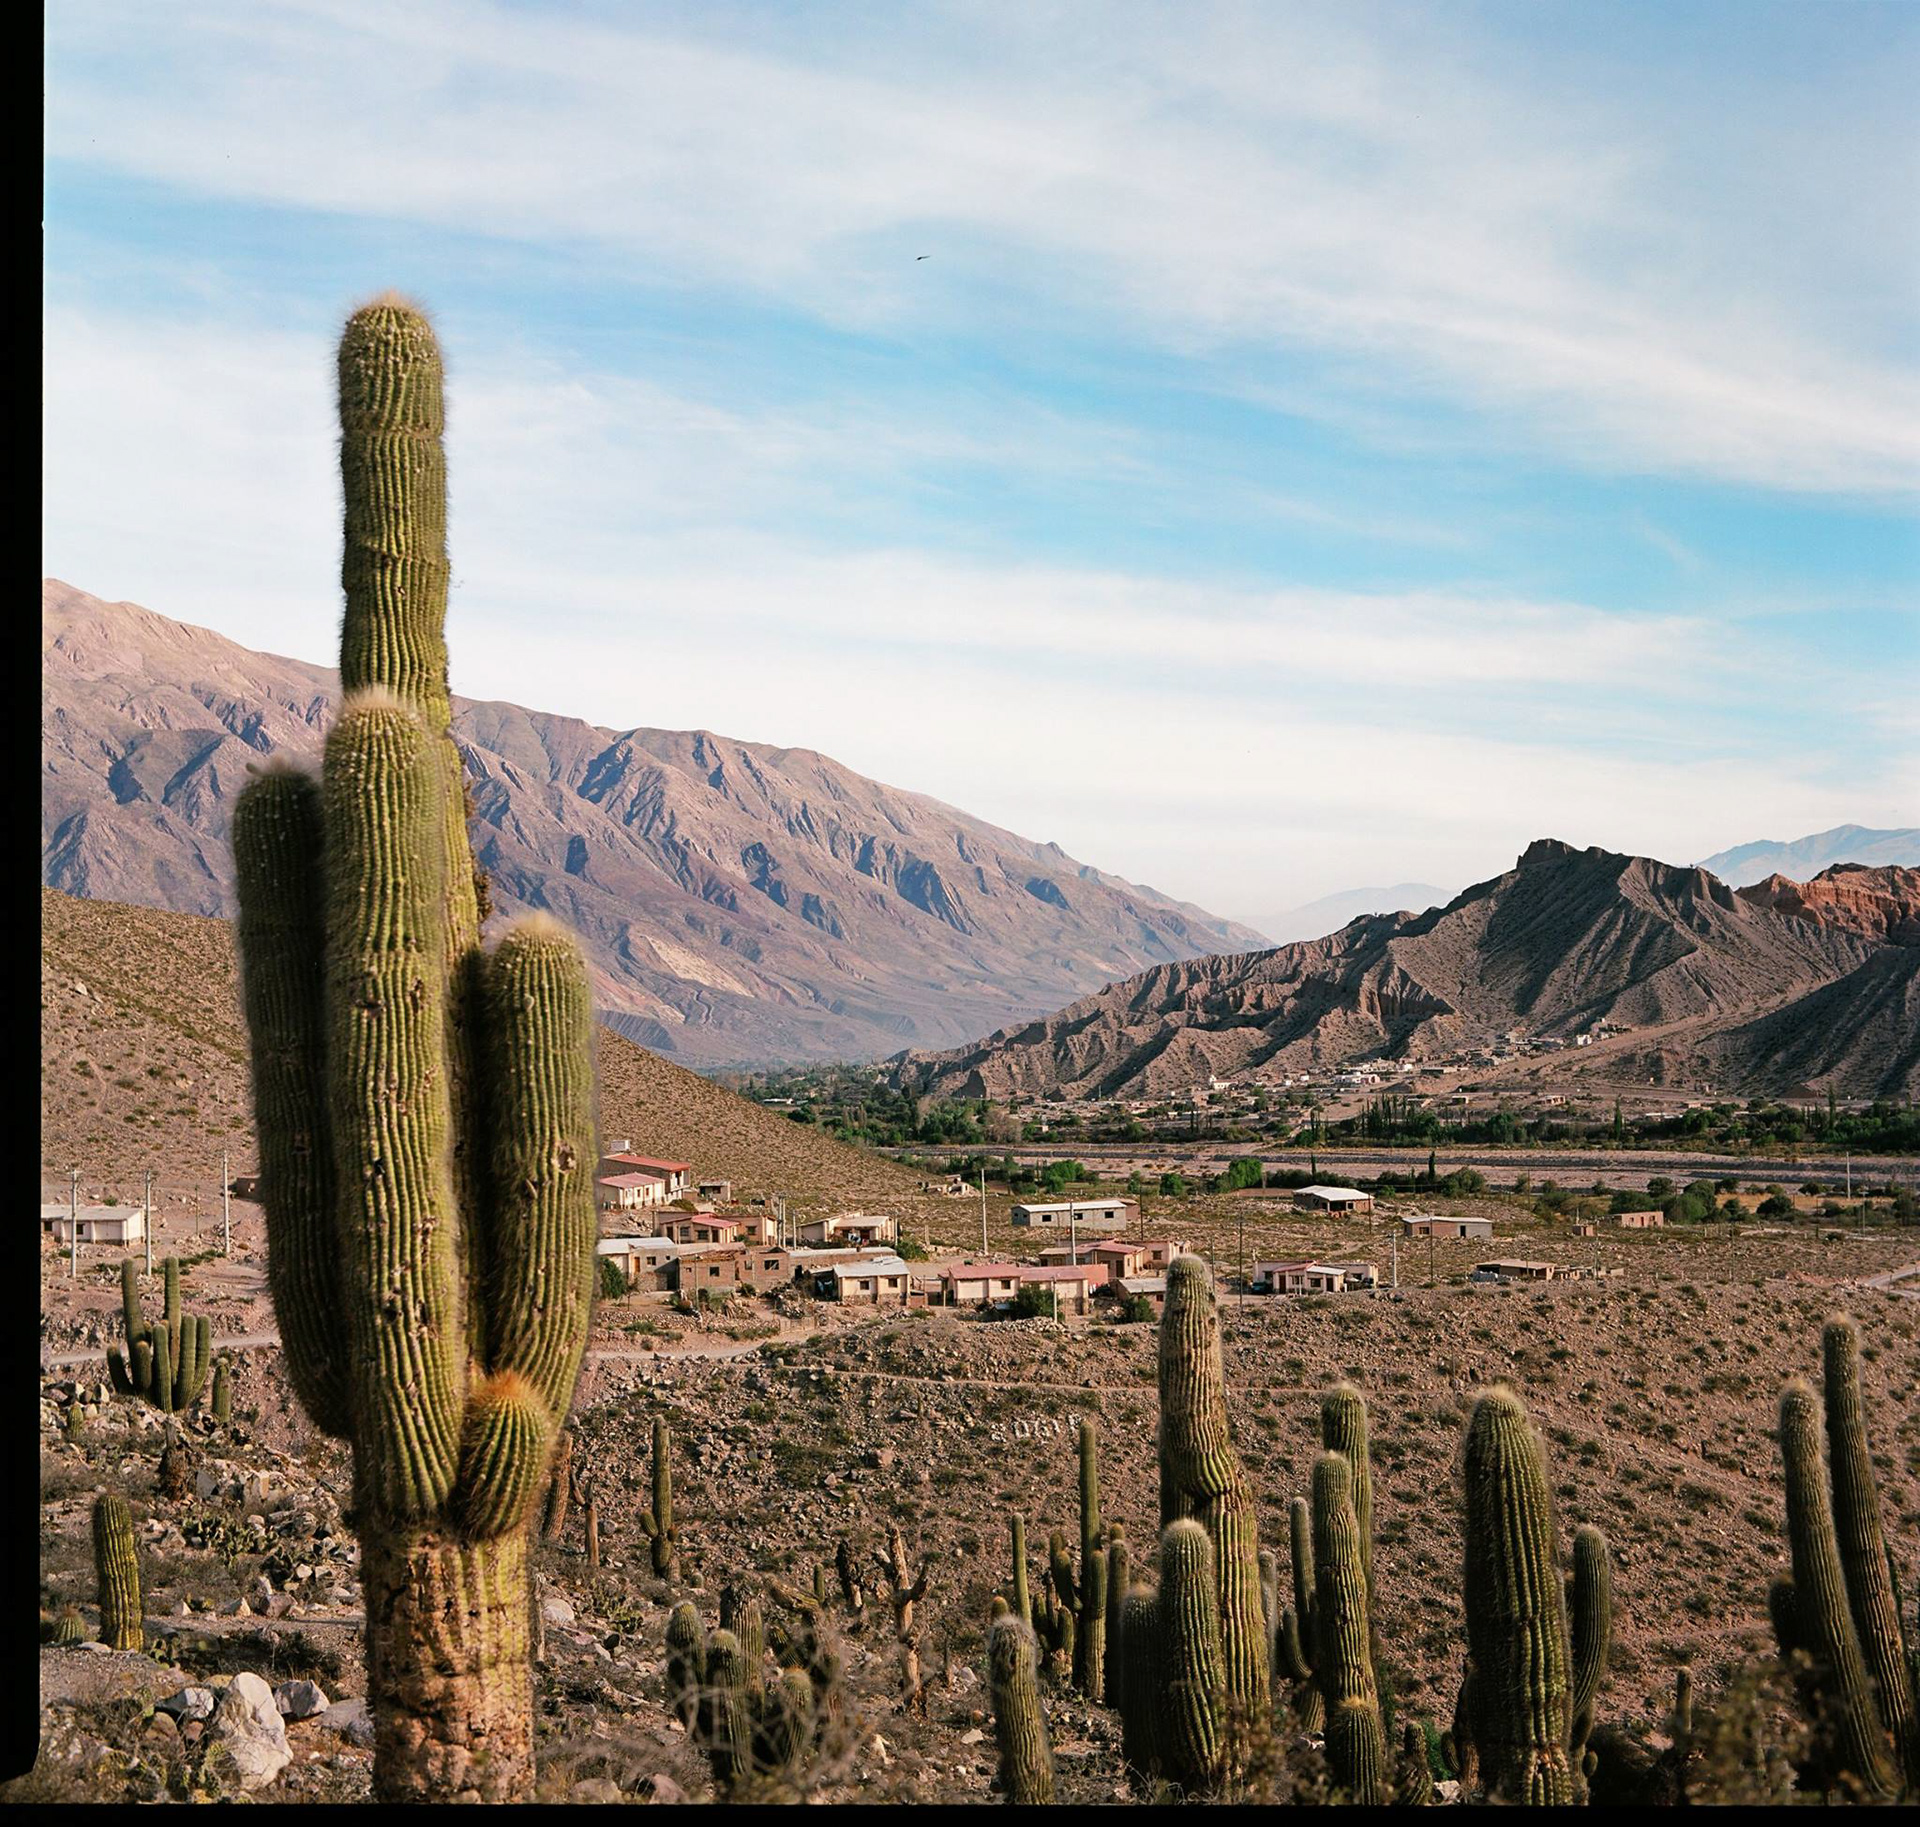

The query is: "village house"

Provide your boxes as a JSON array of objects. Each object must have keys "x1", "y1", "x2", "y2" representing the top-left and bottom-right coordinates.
[
  {"x1": 1013, "y1": 1265, "x2": 1104, "y2": 1312},
  {"x1": 1291, "y1": 1185, "x2": 1375, "y2": 1216},
  {"x1": 820, "y1": 1255, "x2": 912, "y2": 1305},
  {"x1": 1612, "y1": 1210, "x2": 1665, "y2": 1229},
  {"x1": 1059, "y1": 1237, "x2": 1192, "y2": 1278},
  {"x1": 1250, "y1": 1260, "x2": 1379, "y2": 1295},
  {"x1": 938, "y1": 1262, "x2": 1023, "y2": 1307},
  {"x1": 674, "y1": 1245, "x2": 750, "y2": 1295},
  {"x1": 1009, "y1": 1198, "x2": 1137, "y2": 1232},
  {"x1": 1472, "y1": 1259, "x2": 1558, "y2": 1283},
  {"x1": 1114, "y1": 1274, "x2": 1167, "y2": 1312},
  {"x1": 598, "y1": 1147, "x2": 692, "y2": 1204},
  {"x1": 1570, "y1": 1221, "x2": 1597, "y2": 1238},
  {"x1": 664, "y1": 1213, "x2": 754, "y2": 1248},
  {"x1": 1399, "y1": 1214, "x2": 1493, "y2": 1240},
  {"x1": 595, "y1": 1235, "x2": 695, "y2": 1292},
  {"x1": 596, "y1": 1170, "x2": 668, "y2": 1214},
  {"x1": 695, "y1": 1178, "x2": 733, "y2": 1205},
  {"x1": 42, "y1": 1204, "x2": 147, "y2": 1246},
  {"x1": 797, "y1": 1213, "x2": 897, "y2": 1249}
]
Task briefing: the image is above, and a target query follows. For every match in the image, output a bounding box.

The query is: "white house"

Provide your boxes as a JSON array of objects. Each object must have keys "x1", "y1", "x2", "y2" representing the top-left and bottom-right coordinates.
[
  {"x1": 1010, "y1": 1198, "x2": 1136, "y2": 1232},
  {"x1": 43, "y1": 1204, "x2": 148, "y2": 1246}
]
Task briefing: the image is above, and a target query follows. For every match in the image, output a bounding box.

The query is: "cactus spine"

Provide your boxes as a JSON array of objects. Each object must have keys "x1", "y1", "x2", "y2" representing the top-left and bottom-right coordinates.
[
  {"x1": 640, "y1": 1414, "x2": 678, "y2": 1578},
  {"x1": 1461, "y1": 1388, "x2": 1584, "y2": 1805},
  {"x1": 231, "y1": 298, "x2": 595, "y2": 1802},
  {"x1": 1311, "y1": 1451, "x2": 1388, "y2": 1802},
  {"x1": 1777, "y1": 1369, "x2": 1903, "y2": 1798},
  {"x1": 92, "y1": 1493, "x2": 142, "y2": 1652},
  {"x1": 988, "y1": 1611, "x2": 1056, "y2": 1804},
  {"x1": 1158, "y1": 1254, "x2": 1270, "y2": 1731}
]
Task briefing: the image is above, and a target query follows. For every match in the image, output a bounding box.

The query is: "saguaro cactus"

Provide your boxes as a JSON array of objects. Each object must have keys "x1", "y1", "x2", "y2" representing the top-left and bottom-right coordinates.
[
  {"x1": 1119, "y1": 1581, "x2": 1162, "y2": 1787},
  {"x1": 1159, "y1": 1254, "x2": 1270, "y2": 1729},
  {"x1": 1157, "y1": 1517, "x2": 1228, "y2": 1792},
  {"x1": 92, "y1": 1493, "x2": 142, "y2": 1652},
  {"x1": 211, "y1": 1358, "x2": 232, "y2": 1424},
  {"x1": 107, "y1": 1258, "x2": 213, "y2": 1412},
  {"x1": 640, "y1": 1415, "x2": 678, "y2": 1578},
  {"x1": 988, "y1": 1611, "x2": 1056, "y2": 1804},
  {"x1": 231, "y1": 298, "x2": 596, "y2": 1802},
  {"x1": 1103, "y1": 1526, "x2": 1130, "y2": 1702},
  {"x1": 1071, "y1": 1419, "x2": 1103, "y2": 1694},
  {"x1": 1311, "y1": 1451, "x2": 1387, "y2": 1802},
  {"x1": 665, "y1": 1601, "x2": 707, "y2": 1729},
  {"x1": 1460, "y1": 1387, "x2": 1608, "y2": 1805},
  {"x1": 1774, "y1": 1327, "x2": 1911, "y2": 1800}
]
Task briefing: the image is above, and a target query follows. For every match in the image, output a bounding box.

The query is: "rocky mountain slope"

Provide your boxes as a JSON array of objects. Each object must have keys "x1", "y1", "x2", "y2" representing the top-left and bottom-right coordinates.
[
  {"x1": 894, "y1": 839, "x2": 1920, "y2": 1101},
  {"x1": 1736, "y1": 862, "x2": 1920, "y2": 946},
  {"x1": 39, "y1": 887, "x2": 925, "y2": 1213},
  {"x1": 41, "y1": 581, "x2": 1264, "y2": 1066},
  {"x1": 1696, "y1": 823, "x2": 1920, "y2": 888}
]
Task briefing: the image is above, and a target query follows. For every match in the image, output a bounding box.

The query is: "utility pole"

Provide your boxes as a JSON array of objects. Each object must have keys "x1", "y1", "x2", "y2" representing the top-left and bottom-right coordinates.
[
  {"x1": 980, "y1": 1167, "x2": 988, "y2": 1259},
  {"x1": 69, "y1": 1166, "x2": 79, "y2": 1280},
  {"x1": 1428, "y1": 1230, "x2": 1435, "y2": 1288},
  {"x1": 144, "y1": 1170, "x2": 154, "y2": 1275},
  {"x1": 1391, "y1": 1230, "x2": 1399, "y2": 1291},
  {"x1": 222, "y1": 1148, "x2": 231, "y2": 1258},
  {"x1": 1238, "y1": 1207, "x2": 1245, "y2": 1307}
]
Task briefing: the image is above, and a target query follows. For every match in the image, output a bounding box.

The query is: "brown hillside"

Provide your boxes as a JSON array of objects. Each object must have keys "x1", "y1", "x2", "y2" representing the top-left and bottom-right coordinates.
[
  {"x1": 39, "y1": 888, "x2": 920, "y2": 1213},
  {"x1": 1737, "y1": 862, "x2": 1920, "y2": 945},
  {"x1": 895, "y1": 838, "x2": 1915, "y2": 1101}
]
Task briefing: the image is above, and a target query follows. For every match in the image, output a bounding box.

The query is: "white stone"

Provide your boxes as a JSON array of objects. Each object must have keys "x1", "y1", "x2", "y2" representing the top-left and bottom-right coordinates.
[
  {"x1": 273, "y1": 1679, "x2": 330, "y2": 1720},
  {"x1": 160, "y1": 1686, "x2": 216, "y2": 1722},
  {"x1": 540, "y1": 1596, "x2": 576, "y2": 1627},
  {"x1": 209, "y1": 1672, "x2": 291, "y2": 1789}
]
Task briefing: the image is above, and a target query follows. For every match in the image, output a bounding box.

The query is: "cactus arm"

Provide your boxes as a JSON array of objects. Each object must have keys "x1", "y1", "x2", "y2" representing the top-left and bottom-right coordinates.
[
  {"x1": 453, "y1": 1371, "x2": 552, "y2": 1540},
  {"x1": 1009, "y1": 1514, "x2": 1032, "y2": 1628},
  {"x1": 322, "y1": 695, "x2": 467, "y2": 1521},
  {"x1": 1103, "y1": 1529, "x2": 1129, "y2": 1703},
  {"x1": 1311, "y1": 1451, "x2": 1388, "y2": 1803},
  {"x1": 988, "y1": 1612, "x2": 1056, "y2": 1804},
  {"x1": 1569, "y1": 1524, "x2": 1612, "y2": 1756},
  {"x1": 1462, "y1": 1388, "x2": 1578, "y2": 1805},
  {"x1": 1082, "y1": 1546, "x2": 1108, "y2": 1705},
  {"x1": 1779, "y1": 1377, "x2": 1898, "y2": 1798},
  {"x1": 1288, "y1": 1493, "x2": 1317, "y2": 1668},
  {"x1": 106, "y1": 1346, "x2": 132, "y2": 1398},
  {"x1": 120, "y1": 1258, "x2": 141, "y2": 1354},
  {"x1": 1320, "y1": 1384, "x2": 1374, "y2": 1599},
  {"x1": 232, "y1": 762, "x2": 351, "y2": 1435},
  {"x1": 150, "y1": 1328, "x2": 174, "y2": 1417},
  {"x1": 1821, "y1": 1316, "x2": 1919, "y2": 1785},
  {"x1": 474, "y1": 915, "x2": 597, "y2": 1414}
]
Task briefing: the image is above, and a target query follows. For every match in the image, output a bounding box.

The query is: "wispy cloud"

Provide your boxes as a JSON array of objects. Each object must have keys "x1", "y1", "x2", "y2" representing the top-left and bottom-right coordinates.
[{"x1": 46, "y1": 0, "x2": 1920, "y2": 494}]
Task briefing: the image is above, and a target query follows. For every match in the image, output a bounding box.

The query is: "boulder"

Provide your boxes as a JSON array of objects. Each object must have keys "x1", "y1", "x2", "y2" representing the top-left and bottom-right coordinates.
[
  {"x1": 572, "y1": 1778, "x2": 624, "y2": 1803},
  {"x1": 158, "y1": 1686, "x2": 216, "y2": 1723},
  {"x1": 273, "y1": 1679, "x2": 329, "y2": 1720},
  {"x1": 208, "y1": 1672, "x2": 291, "y2": 1789},
  {"x1": 318, "y1": 1697, "x2": 373, "y2": 1747}
]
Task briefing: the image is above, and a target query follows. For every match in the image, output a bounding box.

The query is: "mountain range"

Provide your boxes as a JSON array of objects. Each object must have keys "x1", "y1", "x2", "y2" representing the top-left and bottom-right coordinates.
[
  {"x1": 1240, "y1": 882, "x2": 1451, "y2": 947},
  {"x1": 40, "y1": 580, "x2": 1266, "y2": 1067},
  {"x1": 892, "y1": 840, "x2": 1920, "y2": 1101},
  {"x1": 1695, "y1": 824, "x2": 1920, "y2": 888}
]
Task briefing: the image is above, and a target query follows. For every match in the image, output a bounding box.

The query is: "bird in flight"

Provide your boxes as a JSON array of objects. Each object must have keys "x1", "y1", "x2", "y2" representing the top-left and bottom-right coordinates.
[{"x1": 916, "y1": 254, "x2": 930, "y2": 260}]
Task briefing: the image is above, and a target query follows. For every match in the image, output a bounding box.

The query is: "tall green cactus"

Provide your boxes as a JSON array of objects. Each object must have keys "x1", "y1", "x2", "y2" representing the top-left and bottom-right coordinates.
[
  {"x1": 640, "y1": 1414, "x2": 678, "y2": 1578},
  {"x1": 231, "y1": 297, "x2": 596, "y2": 1803},
  {"x1": 988, "y1": 1611, "x2": 1057, "y2": 1804},
  {"x1": 1009, "y1": 1513, "x2": 1032, "y2": 1629},
  {"x1": 1159, "y1": 1254, "x2": 1270, "y2": 1732},
  {"x1": 1103, "y1": 1526, "x2": 1129, "y2": 1703},
  {"x1": 211, "y1": 1357, "x2": 232, "y2": 1424},
  {"x1": 666, "y1": 1601, "x2": 707, "y2": 1729},
  {"x1": 1311, "y1": 1451, "x2": 1388, "y2": 1802},
  {"x1": 92, "y1": 1493, "x2": 142, "y2": 1652},
  {"x1": 106, "y1": 1258, "x2": 213, "y2": 1412},
  {"x1": 1460, "y1": 1387, "x2": 1603, "y2": 1805},
  {"x1": 1569, "y1": 1522, "x2": 1611, "y2": 1764},
  {"x1": 1072, "y1": 1419, "x2": 1102, "y2": 1694},
  {"x1": 1775, "y1": 1342, "x2": 1908, "y2": 1800},
  {"x1": 1157, "y1": 1517, "x2": 1227, "y2": 1793},
  {"x1": 701, "y1": 1628, "x2": 754, "y2": 1792},
  {"x1": 1118, "y1": 1581, "x2": 1161, "y2": 1788}
]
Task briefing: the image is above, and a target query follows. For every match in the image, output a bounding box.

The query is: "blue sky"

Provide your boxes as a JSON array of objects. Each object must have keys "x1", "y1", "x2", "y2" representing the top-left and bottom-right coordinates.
[{"x1": 44, "y1": 0, "x2": 1918, "y2": 918}]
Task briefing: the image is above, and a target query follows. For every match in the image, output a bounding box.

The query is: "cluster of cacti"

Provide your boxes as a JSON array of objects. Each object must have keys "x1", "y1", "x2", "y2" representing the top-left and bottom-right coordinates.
[
  {"x1": 106, "y1": 1257, "x2": 212, "y2": 1413},
  {"x1": 669, "y1": 1590, "x2": 836, "y2": 1797},
  {"x1": 988, "y1": 1611, "x2": 1057, "y2": 1803},
  {"x1": 92, "y1": 1492, "x2": 142, "y2": 1652},
  {"x1": 1275, "y1": 1383, "x2": 1389, "y2": 1796},
  {"x1": 873, "y1": 1525, "x2": 933, "y2": 1711},
  {"x1": 231, "y1": 297, "x2": 596, "y2": 1802},
  {"x1": 637, "y1": 1415, "x2": 678, "y2": 1578},
  {"x1": 1453, "y1": 1386, "x2": 1612, "y2": 1804},
  {"x1": 1770, "y1": 1314, "x2": 1917, "y2": 1799}
]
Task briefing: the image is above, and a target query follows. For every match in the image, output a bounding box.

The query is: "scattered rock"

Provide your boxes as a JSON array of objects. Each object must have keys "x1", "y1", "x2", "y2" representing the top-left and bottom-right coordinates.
[
  {"x1": 541, "y1": 1596, "x2": 576, "y2": 1628},
  {"x1": 273, "y1": 1679, "x2": 329, "y2": 1720},
  {"x1": 318, "y1": 1697, "x2": 373, "y2": 1747},
  {"x1": 641, "y1": 1773, "x2": 687, "y2": 1804},
  {"x1": 572, "y1": 1777, "x2": 624, "y2": 1802},
  {"x1": 208, "y1": 1671, "x2": 291, "y2": 1790},
  {"x1": 159, "y1": 1687, "x2": 216, "y2": 1723}
]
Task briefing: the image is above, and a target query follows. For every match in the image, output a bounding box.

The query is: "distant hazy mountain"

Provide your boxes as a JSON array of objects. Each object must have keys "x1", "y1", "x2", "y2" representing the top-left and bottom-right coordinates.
[
  {"x1": 41, "y1": 580, "x2": 1267, "y2": 1068},
  {"x1": 1242, "y1": 882, "x2": 1452, "y2": 947},
  {"x1": 1697, "y1": 825, "x2": 1920, "y2": 889},
  {"x1": 895, "y1": 838, "x2": 1920, "y2": 1101}
]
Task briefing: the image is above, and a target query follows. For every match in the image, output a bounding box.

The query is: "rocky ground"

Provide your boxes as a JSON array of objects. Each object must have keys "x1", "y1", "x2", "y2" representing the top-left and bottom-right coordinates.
[{"x1": 25, "y1": 1199, "x2": 1920, "y2": 1803}]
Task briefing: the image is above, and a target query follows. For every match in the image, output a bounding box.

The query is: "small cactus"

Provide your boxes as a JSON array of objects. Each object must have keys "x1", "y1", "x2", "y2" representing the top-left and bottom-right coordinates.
[
  {"x1": 700, "y1": 1627, "x2": 753, "y2": 1792},
  {"x1": 639, "y1": 1415, "x2": 678, "y2": 1579},
  {"x1": 92, "y1": 1493, "x2": 142, "y2": 1652},
  {"x1": 1118, "y1": 1581, "x2": 1161, "y2": 1788},
  {"x1": 665, "y1": 1601, "x2": 706, "y2": 1729},
  {"x1": 1102, "y1": 1526, "x2": 1129, "y2": 1703},
  {"x1": 52, "y1": 1605, "x2": 85, "y2": 1646},
  {"x1": 211, "y1": 1358, "x2": 232, "y2": 1424},
  {"x1": 1395, "y1": 1721, "x2": 1435, "y2": 1806},
  {"x1": 988, "y1": 1611, "x2": 1056, "y2": 1804}
]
